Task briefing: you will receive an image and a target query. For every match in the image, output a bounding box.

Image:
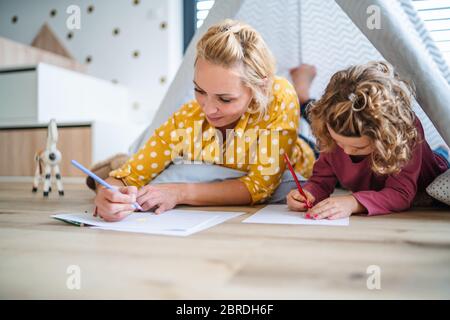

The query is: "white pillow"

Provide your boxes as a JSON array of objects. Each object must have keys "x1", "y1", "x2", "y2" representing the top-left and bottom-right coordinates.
[{"x1": 426, "y1": 169, "x2": 450, "y2": 206}]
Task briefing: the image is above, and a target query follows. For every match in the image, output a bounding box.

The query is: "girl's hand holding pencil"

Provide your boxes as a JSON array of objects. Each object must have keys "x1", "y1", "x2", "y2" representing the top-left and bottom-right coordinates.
[
  {"x1": 287, "y1": 189, "x2": 315, "y2": 213},
  {"x1": 283, "y1": 153, "x2": 315, "y2": 214}
]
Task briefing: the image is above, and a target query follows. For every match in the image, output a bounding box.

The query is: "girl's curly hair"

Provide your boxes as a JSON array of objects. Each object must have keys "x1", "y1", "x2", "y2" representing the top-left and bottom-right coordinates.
[{"x1": 308, "y1": 61, "x2": 419, "y2": 175}]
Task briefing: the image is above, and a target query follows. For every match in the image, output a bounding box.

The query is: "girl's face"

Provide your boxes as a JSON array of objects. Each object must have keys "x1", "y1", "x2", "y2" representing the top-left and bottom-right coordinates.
[
  {"x1": 327, "y1": 124, "x2": 374, "y2": 156},
  {"x1": 194, "y1": 58, "x2": 253, "y2": 128}
]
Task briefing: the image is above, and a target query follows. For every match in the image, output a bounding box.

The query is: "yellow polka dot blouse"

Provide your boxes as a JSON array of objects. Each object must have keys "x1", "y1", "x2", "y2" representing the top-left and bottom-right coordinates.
[{"x1": 110, "y1": 76, "x2": 315, "y2": 204}]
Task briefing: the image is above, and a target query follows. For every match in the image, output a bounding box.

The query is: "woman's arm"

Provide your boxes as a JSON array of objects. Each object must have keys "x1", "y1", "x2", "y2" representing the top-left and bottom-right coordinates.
[
  {"x1": 179, "y1": 179, "x2": 252, "y2": 206},
  {"x1": 95, "y1": 177, "x2": 125, "y2": 193},
  {"x1": 136, "y1": 179, "x2": 252, "y2": 212},
  {"x1": 108, "y1": 102, "x2": 197, "y2": 189}
]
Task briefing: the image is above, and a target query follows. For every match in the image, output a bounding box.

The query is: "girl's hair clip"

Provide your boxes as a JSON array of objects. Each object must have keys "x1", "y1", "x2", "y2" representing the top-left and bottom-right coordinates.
[
  {"x1": 348, "y1": 93, "x2": 357, "y2": 102},
  {"x1": 348, "y1": 93, "x2": 366, "y2": 112}
]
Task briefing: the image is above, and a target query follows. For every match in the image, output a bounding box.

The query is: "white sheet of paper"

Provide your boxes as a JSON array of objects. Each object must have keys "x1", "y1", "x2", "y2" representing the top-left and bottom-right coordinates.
[
  {"x1": 242, "y1": 204, "x2": 349, "y2": 226},
  {"x1": 92, "y1": 212, "x2": 243, "y2": 236},
  {"x1": 52, "y1": 210, "x2": 245, "y2": 236}
]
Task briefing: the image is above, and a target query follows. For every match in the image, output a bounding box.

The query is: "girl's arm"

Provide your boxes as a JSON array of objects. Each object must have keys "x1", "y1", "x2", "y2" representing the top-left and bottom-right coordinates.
[
  {"x1": 303, "y1": 152, "x2": 338, "y2": 204},
  {"x1": 305, "y1": 194, "x2": 366, "y2": 220},
  {"x1": 352, "y1": 154, "x2": 421, "y2": 216},
  {"x1": 352, "y1": 140, "x2": 424, "y2": 216}
]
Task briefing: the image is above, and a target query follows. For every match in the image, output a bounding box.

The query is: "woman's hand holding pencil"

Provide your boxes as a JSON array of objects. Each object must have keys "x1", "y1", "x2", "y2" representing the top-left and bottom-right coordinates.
[
  {"x1": 95, "y1": 186, "x2": 139, "y2": 222},
  {"x1": 70, "y1": 159, "x2": 143, "y2": 222}
]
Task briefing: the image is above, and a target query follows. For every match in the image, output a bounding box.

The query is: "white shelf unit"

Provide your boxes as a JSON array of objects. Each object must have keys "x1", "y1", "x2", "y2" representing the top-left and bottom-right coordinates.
[{"x1": 0, "y1": 63, "x2": 144, "y2": 162}]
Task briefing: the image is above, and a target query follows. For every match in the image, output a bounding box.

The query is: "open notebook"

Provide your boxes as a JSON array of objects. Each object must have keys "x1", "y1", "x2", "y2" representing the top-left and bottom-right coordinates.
[{"x1": 52, "y1": 210, "x2": 245, "y2": 236}]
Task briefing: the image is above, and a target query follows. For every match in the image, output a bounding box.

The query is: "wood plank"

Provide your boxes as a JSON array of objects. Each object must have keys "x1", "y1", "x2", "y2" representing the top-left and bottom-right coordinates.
[
  {"x1": 0, "y1": 182, "x2": 449, "y2": 299},
  {"x1": 0, "y1": 36, "x2": 86, "y2": 73},
  {"x1": 0, "y1": 127, "x2": 92, "y2": 177}
]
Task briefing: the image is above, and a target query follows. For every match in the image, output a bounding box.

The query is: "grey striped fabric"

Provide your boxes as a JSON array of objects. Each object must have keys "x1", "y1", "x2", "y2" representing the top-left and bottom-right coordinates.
[
  {"x1": 236, "y1": 0, "x2": 302, "y2": 78},
  {"x1": 301, "y1": 0, "x2": 383, "y2": 99}
]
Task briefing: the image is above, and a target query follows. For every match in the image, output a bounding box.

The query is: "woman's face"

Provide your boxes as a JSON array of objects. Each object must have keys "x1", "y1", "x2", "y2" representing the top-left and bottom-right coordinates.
[
  {"x1": 327, "y1": 124, "x2": 374, "y2": 156},
  {"x1": 194, "y1": 58, "x2": 253, "y2": 128}
]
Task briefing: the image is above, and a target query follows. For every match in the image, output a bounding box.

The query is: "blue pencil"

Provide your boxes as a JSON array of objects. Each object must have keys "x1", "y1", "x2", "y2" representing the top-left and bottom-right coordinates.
[{"x1": 71, "y1": 159, "x2": 143, "y2": 211}]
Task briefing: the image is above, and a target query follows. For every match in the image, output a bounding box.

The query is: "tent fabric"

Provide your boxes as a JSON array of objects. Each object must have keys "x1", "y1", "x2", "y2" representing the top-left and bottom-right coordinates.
[
  {"x1": 399, "y1": 0, "x2": 450, "y2": 84},
  {"x1": 336, "y1": 0, "x2": 450, "y2": 147},
  {"x1": 129, "y1": 0, "x2": 449, "y2": 154}
]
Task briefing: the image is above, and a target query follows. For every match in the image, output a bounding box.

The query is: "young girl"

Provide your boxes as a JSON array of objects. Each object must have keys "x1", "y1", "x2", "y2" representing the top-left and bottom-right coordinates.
[{"x1": 287, "y1": 61, "x2": 449, "y2": 219}]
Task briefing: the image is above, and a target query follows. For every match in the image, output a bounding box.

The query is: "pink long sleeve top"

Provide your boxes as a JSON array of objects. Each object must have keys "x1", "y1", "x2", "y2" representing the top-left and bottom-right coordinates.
[{"x1": 303, "y1": 119, "x2": 448, "y2": 215}]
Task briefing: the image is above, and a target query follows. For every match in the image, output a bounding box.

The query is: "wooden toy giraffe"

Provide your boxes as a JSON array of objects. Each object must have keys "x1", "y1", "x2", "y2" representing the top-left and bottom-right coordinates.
[{"x1": 32, "y1": 119, "x2": 64, "y2": 197}]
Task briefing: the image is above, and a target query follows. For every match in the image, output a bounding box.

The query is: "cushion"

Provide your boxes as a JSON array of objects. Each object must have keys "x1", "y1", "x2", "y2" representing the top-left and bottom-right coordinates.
[{"x1": 426, "y1": 169, "x2": 450, "y2": 206}]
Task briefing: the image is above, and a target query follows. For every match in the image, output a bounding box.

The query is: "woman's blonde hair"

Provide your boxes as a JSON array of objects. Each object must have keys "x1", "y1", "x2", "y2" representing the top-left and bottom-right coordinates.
[
  {"x1": 308, "y1": 61, "x2": 419, "y2": 175},
  {"x1": 195, "y1": 19, "x2": 276, "y2": 118}
]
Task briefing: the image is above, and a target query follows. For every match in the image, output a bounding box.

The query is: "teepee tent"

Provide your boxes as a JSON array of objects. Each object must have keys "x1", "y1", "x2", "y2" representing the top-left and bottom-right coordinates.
[{"x1": 130, "y1": 0, "x2": 450, "y2": 154}]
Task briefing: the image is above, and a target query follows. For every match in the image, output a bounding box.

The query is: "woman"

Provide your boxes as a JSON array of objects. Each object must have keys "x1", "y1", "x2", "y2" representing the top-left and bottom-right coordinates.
[{"x1": 94, "y1": 19, "x2": 315, "y2": 221}]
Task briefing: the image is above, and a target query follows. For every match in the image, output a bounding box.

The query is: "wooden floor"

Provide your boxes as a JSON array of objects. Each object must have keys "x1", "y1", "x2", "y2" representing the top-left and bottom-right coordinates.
[{"x1": 1, "y1": 181, "x2": 450, "y2": 299}]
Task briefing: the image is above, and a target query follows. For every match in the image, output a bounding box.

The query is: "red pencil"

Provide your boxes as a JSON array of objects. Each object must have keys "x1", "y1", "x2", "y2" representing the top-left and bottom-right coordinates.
[{"x1": 283, "y1": 153, "x2": 312, "y2": 209}]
